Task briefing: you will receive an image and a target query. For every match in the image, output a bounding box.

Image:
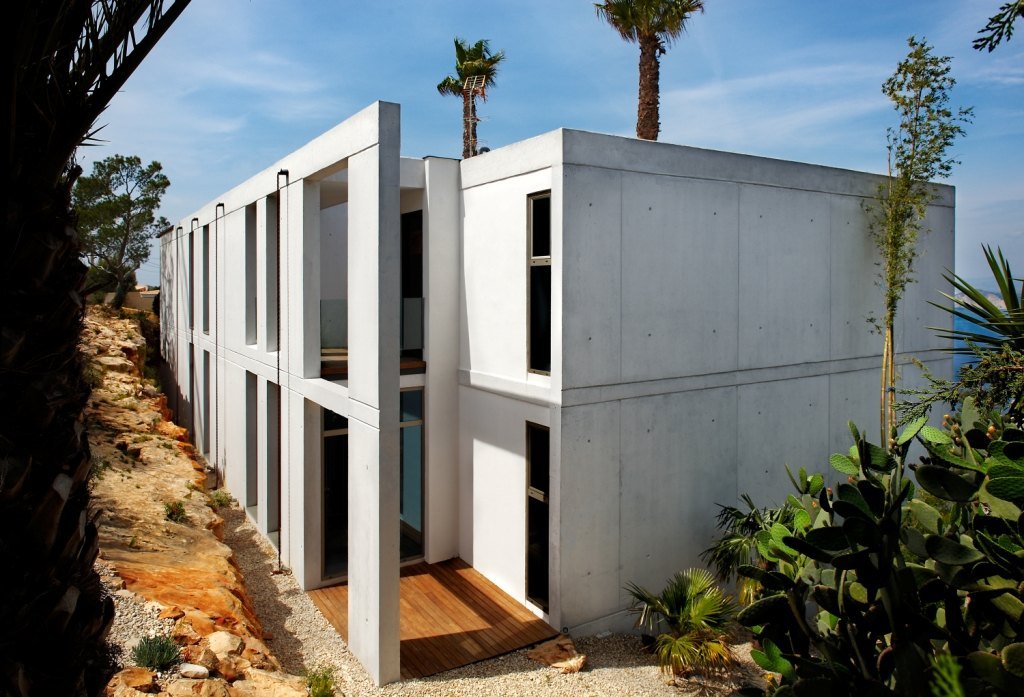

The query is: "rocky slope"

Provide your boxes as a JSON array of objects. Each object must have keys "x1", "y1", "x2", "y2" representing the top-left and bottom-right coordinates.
[{"x1": 81, "y1": 307, "x2": 307, "y2": 697}]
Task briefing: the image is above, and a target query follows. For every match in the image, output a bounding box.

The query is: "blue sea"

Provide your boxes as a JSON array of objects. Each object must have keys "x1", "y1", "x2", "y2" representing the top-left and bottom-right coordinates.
[{"x1": 952, "y1": 314, "x2": 996, "y2": 378}]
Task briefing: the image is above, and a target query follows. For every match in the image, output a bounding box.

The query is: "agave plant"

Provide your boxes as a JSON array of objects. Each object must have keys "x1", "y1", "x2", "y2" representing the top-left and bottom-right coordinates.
[
  {"x1": 932, "y1": 245, "x2": 1024, "y2": 353},
  {"x1": 626, "y1": 568, "x2": 736, "y2": 675}
]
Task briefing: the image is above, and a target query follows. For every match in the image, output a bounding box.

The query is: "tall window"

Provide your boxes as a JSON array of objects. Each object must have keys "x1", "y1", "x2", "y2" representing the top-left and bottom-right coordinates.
[
  {"x1": 400, "y1": 388, "x2": 425, "y2": 560},
  {"x1": 528, "y1": 192, "x2": 551, "y2": 374},
  {"x1": 244, "y1": 204, "x2": 257, "y2": 345},
  {"x1": 187, "y1": 231, "x2": 194, "y2": 330},
  {"x1": 201, "y1": 224, "x2": 210, "y2": 334},
  {"x1": 526, "y1": 422, "x2": 550, "y2": 610},
  {"x1": 322, "y1": 409, "x2": 348, "y2": 579}
]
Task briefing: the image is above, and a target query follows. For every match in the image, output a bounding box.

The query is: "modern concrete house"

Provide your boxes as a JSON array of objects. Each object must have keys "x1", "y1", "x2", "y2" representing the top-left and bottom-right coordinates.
[{"x1": 158, "y1": 101, "x2": 954, "y2": 684}]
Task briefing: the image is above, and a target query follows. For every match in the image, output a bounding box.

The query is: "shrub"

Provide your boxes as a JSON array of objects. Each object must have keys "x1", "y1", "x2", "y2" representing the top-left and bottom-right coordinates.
[
  {"x1": 131, "y1": 633, "x2": 180, "y2": 671},
  {"x1": 626, "y1": 568, "x2": 736, "y2": 675},
  {"x1": 209, "y1": 489, "x2": 233, "y2": 509},
  {"x1": 305, "y1": 666, "x2": 336, "y2": 697},
  {"x1": 164, "y1": 500, "x2": 187, "y2": 523},
  {"x1": 735, "y1": 408, "x2": 1024, "y2": 696}
]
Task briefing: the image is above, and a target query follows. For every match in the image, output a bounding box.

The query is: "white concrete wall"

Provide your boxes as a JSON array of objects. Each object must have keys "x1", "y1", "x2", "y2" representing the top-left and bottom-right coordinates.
[{"x1": 549, "y1": 130, "x2": 955, "y2": 633}]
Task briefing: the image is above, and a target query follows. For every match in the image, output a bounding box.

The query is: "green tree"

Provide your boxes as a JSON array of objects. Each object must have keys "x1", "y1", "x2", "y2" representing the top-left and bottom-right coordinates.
[
  {"x1": 437, "y1": 38, "x2": 506, "y2": 159},
  {"x1": 595, "y1": 0, "x2": 705, "y2": 141},
  {"x1": 3, "y1": 3, "x2": 190, "y2": 695},
  {"x1": 870, "y1": 36, "x2": 971, "y2": 446},
  {"x1": 975, "y1": 1, "x2": 1024, "y2": 51},
  {"x1": 75, "y1": 155, "x2": 170, "y2": 308}
]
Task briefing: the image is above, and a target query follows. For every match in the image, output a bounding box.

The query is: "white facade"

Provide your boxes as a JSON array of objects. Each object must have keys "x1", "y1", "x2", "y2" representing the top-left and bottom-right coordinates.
[{"x1": 159, "y1": 102, "x2": 954, "y2": 683}]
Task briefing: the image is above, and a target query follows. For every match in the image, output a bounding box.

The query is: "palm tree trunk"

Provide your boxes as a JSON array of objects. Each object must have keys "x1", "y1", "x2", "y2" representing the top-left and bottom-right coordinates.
[
  {"x1": 637, "y1": 36, "x2": 662, "y2": 141},
  {"x1": 462, "y1": 91, "x2": 474, "y2": 159},
  {"x1": 0, "y1": 174, "x2": 114, "y2": 696}
]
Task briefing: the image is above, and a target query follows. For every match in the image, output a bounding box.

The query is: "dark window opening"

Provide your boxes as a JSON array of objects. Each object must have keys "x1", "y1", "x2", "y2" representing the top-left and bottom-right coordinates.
[
  {"x1": 526, "y1": 422, "x2": 550, "y2": 610},
  {"x1": 528, "y1": 192, "x2": 552, "y2": 375},
  {"x1": 401, "y1": 210, "x2": 424, "y2": 359},
  {"x1": 323, "y1": 410, "x2": 348, "y2": 579}
]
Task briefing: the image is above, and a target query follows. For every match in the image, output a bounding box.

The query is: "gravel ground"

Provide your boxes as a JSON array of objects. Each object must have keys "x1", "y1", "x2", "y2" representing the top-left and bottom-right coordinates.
[
  {"x1": 95, "y1": 558, "x2": 175, "y2": 671},
  {"x1": 220, "y1": 503, "x2": 762, "y2": 696}
]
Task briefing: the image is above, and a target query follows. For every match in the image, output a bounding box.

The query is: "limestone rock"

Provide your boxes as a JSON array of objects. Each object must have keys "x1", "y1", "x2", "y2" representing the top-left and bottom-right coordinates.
[
  {"x1": 97, "y1": 355, "x2": 135, "y2": 373},
  {"x1": 179, "y1": 663, "x2": 210, "y2": 679},
  {"x1": 165, "y1": 677, "x2": 231, "y2": 697},
  {"x1": 160, "y1": 605, "x2": 186, "y2": 620},
  {"x1": 105, "y1": 667, "x2": 157, "y2": 695},
  {"x1": 229, "y1": 668, "x2": 307, "y2": 697},
  {"x1": 215, "y1": 654, "x2": 252, "y2": 682},
  {"x1": 208, "y1": 630, "x2": 244, "y2": 657},
  {"x1": 182, "y1": 644, "x2": 219, "y2": 670},
  {"x1": 526, "y1": 634, "x2": 587, "y2": 673}
]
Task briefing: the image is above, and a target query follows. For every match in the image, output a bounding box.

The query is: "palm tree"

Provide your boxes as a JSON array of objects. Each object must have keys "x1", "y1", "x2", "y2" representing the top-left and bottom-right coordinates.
[
  {"x1": 3, "y1": 3, "x2": 190, "y2": 694},
  {"x1": 595, "y1": 0, "x2": 705, "y2": 141},
  {"x1": 626, "y1": 568, "x2": 736, "y2": 675},
  {"x1": 437, "y1": 37, "x2": 506, "y2": 159}
]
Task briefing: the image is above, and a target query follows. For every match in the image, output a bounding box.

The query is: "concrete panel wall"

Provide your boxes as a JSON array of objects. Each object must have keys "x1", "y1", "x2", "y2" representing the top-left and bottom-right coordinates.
[
  {"x1": 321, "y1": 203, "x2": 348, "y2": 301},
  {"x1": 457, "y1": 385, "x2": 552, "y2": 609},
  {"x1": 461, "y1": 169, "x2": 553, "y2": 385}
]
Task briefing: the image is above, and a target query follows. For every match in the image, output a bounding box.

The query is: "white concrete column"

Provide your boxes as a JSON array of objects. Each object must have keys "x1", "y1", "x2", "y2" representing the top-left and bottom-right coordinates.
[
  {"x1": 285, "y1": 180, "x2": 321, "y2": 378},
  {"x1": 256, "y1": 196, "x2": 280, "y2": 353},
  {"x1": 422, "y1": 157, "x2": 461, "y2": 563},
  {"x1": 280, "y1": 391, "x2": 321, "y2": 587},
  {"x1": 346, "y1": 102, "x2": 402, "y2": 686}
]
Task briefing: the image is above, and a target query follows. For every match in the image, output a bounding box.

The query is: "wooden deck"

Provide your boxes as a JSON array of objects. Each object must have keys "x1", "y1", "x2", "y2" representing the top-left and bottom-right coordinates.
[{"x1": 308, "y1": 558, "x2": 558, "y2": 679}]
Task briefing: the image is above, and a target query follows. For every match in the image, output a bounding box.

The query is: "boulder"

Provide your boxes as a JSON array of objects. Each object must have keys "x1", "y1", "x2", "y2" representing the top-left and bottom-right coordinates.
[
  {"x1": 165, "y1": 677, "x2": 231, "y2": 697},
  {"x1": 228, "y1": 668, "x2": 307, "y2": 697},
  {"x1": 207, "y1": 630, "x2": 244, "y2": 657},
  {"x1": 215, "y1": 654, "x2": 252, "y2": 682},
  {"x1": 179, "y1": 663, "x2": 210, "y2": 679},
  {"x1": 182, "y1": 644, "x2": 219, "y2": 670},
  {"x1": 105, "y1": 667, "x2": 157, "y2": 695}
]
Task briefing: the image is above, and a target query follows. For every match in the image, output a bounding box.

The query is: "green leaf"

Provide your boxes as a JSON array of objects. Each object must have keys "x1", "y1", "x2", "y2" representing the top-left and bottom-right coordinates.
[
  {"x1": 962, "y1": 397, "x2": 981, "y2": 430},
  {"x1": 792, "y1": 508, "x2": 811, "y2": 532},
  {"x1": 1002, "y1": 643, "x2": 1024, "y2": 679},
  {"x1": 925, "y1": 535, "x2": 984, "y2": 565},
  {"x1": 910, "y1": 499, "x2": 942, "y2": 535},
  {"x1": 988, "y1": 476, "x2": 1024, "y2": 505},
  {"x1": 915, "y1": 465, "x2": 979, "y2": 502},
  {"x1": 737, "y1": 594, "x2": 790, "y2": 627},
  {"x1": 805, "y1": 526, "x2": 849, "y2": 551},
  {"x1": 830, "y1": 453, "x2": 860, "y2": 476},
  {"x1": 898, "y1": 416, "x2": 928, "y2": 445},
  {"x1": 920, "y1": 425, "x2": 953, "y2": 445},
  {"x1": 847, "y1": 582, "x2": 869, "y2": 604},
  {"x1": 980, "y1": 480, "x2": 1023, "y2": 519},
  {"x1": 770, "y1": 523, "x2": 798, "y2": 556}
]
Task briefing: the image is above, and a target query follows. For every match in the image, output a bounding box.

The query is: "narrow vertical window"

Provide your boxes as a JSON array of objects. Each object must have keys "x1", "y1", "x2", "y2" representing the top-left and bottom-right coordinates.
[
  {"x1": 322, "y1": 409, "x2": 348, "y2": 579},
  {"x1": 265, "y1": 195, "x2": 280, "y2": 352},
  {"x1": 188, "y1": 232, "x2": 195, "y2": 330},
  {"x1": 528, "y1": 192, "x2": 551, "y2": 374},
  {"x1": 244, "y1": 371, "x2": 258, "y2": 515},
  {"x1": 526, "y1": 422, "x2": 550, "y2": 610},
  {"x1": 201, "y1": 224, "x2": 210, "y2": 334},
  {"x1": 400, "y1": 388, "x2": 425, "y2": 560},
  {"x1": 244, "y1": 204, "x2": 257, "y2": 345}
]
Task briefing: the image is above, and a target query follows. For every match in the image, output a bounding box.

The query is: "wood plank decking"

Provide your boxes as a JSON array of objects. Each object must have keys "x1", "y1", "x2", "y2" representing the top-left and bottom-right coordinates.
[{"x1": 308, "y1": 558, "x2": 558, "y2": 679}]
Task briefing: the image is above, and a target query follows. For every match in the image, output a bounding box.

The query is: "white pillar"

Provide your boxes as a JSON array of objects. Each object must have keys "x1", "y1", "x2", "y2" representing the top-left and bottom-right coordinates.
[
  {"x1": 346, "y1": 102, "x2": 402, "y2": 686},
  {"x1": 422, "y1": 157, "x2": 461, "y2": 563}
]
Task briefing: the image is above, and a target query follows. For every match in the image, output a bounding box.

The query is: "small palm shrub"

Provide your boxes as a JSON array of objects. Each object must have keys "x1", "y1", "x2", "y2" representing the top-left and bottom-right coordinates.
[
  {"x1": 305, "y1": 665, "x2": 336, "y2": 697},
  {"x1": 626, "y1": 568, "x2": 736, "y2": 675},
  {"x1": 131, "y1": 633, "x2": 180, "y2": 671}
]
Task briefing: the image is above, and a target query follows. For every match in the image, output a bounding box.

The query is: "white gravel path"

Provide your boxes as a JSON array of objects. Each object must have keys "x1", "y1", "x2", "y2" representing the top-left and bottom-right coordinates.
[{"x1": 219, "y1": 502, "x2": 762, "y2": 696}]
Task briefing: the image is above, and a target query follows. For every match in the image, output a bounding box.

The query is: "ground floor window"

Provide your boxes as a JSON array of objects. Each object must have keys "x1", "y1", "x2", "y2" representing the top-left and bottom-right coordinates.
[
  {"x1": 526, "y1": 422, "x2": 550, "y2": 610},
  {"x1": 400, "y1": 388, "x2": 425, "y2": 561},
  {"x1": 323, "y1": 410, "x2": 348, "y2": 579}
]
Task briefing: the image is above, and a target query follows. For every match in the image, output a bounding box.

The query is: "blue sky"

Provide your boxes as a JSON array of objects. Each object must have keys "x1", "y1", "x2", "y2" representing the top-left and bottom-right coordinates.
[{"x1": 81, "y1": 0, "x2": 1023, "y2": 288}]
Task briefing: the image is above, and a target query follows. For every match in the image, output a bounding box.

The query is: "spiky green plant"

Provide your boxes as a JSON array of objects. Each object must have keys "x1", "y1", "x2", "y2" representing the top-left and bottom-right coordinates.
[
  {"x1": 701, "y1": 495, "x2": 798, "y2": 605},
  {"x1": 933, "y1": 245, "x2": 1024, "y2": 353},
  {"x1": 130, "y1": 634, "x2": 180, "y2": 671},
  {"x1": 626, "y1": 568, "x2": 736, "y2": 675}
]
